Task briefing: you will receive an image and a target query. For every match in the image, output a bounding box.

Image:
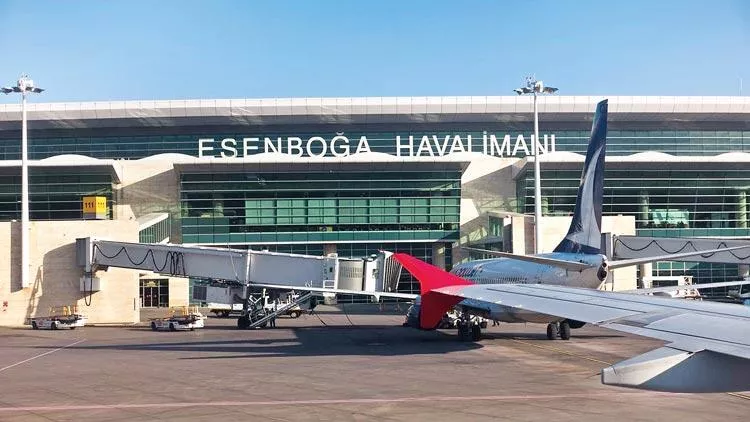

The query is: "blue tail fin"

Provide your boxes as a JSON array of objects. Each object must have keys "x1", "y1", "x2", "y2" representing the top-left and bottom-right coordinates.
[{"x1": 553, "y1": 99, "x2": 608, "y2": 254}]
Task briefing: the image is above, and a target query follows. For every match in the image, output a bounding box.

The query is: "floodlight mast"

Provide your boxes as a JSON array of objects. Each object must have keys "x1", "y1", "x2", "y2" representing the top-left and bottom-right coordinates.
[
  {"x1": 514, "y1": 76, "x2": 557, "y2": 254},
  {"x1": 2, "y1": 75, "x2": 44, "y2": 289}
]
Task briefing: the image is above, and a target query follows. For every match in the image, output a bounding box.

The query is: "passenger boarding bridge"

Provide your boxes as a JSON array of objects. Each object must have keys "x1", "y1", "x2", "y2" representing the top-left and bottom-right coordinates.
[{"x1": 75, "y1": 237, "x2": 405, "y2": 327}]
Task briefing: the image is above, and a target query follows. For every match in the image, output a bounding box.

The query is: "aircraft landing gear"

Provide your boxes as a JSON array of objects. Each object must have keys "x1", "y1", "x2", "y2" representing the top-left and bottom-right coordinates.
[
  {"x1": 458, "y1": 321, "x2": 470, "y2": 341},
  {"x1": 457, "y1": 321, "x2": 482, "y2": 342},
  {"x1": 470, "y1": 323, "x2": 481, "y2": 341},
  {"x1": 559, "y1": 320, "x2": 571, "y2": 340},
  {"x1": 456, "y1": 308, "x2": 482, "y2": 342},
  {"x1": 546, "y1": 323, "x2": 558, "y2": 340},
  {"x1": 546, "y1": 321, "x2": 571, "y2": 340}
]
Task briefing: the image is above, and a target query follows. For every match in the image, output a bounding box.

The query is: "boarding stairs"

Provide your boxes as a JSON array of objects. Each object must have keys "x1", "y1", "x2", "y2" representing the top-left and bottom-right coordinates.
[{"x1": 246, "y1": 291, "x2": 313, "y2": 329}]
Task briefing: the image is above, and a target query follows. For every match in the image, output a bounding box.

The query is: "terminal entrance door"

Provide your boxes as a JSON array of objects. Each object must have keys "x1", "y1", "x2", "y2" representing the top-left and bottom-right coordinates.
[{"x1": 140, "y1": 279, "x2": 169, "y2": 307}]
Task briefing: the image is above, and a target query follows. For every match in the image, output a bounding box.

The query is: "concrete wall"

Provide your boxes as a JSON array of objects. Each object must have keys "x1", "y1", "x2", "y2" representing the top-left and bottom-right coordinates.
[
  {"x1": 0, "y1": 220, "x2": 140, "y2": 326},
  {"x1": 168, "y1": 277, "x2": 190, "y2": 307},
  {"x1": 116, "y1": 160, "x2": 181, "y2": 242},
  {"x1": 458, "y1": 156, "x2": 520, "y2": 254},
  {"x1": 460, "y1": 156, "x2": 518, "y2": 226}
]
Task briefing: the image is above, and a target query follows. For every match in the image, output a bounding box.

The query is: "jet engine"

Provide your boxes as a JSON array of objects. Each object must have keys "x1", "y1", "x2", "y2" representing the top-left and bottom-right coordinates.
[{"x1": 597, "y1": 259, "x2": 609, "y2": 282}]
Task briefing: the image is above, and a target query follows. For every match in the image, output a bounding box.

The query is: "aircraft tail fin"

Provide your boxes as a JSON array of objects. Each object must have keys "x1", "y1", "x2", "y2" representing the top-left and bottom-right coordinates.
[
  {"x1": 393, "y1": 253, "x2": 472, "y2": 330},
  {"x1": 553, "y1": 99, "x2": 608, "y2": 254}
]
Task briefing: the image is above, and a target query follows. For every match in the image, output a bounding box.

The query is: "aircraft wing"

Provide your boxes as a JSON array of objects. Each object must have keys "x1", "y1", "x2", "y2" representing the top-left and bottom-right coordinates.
[
  {"x1": 394, "y1": 252, "x2": 750, "y2": 393},
  {"x1": 436, "y1": 283, "x2": 750, "y2": 393}
]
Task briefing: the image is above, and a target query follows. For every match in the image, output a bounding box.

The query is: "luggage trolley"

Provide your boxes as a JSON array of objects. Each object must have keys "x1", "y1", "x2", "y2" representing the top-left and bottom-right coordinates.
[
  {"x1": 149, "y1": 306, "x2": 206, "y2": 331},
  {"x1": 30, "y1": 305, "x2": 87, "y2": 330}
]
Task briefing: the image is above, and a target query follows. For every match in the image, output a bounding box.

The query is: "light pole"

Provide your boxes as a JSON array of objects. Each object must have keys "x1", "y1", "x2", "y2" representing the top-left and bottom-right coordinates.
[
  {"x1": 2, "y1": 75, "x2": 44, "y2": 289},
  {"x1": 514, "y1": 76, "x2": 557, "y2": 254}
]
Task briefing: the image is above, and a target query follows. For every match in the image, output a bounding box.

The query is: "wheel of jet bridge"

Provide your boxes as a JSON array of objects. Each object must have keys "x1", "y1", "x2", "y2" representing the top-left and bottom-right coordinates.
[{"x1": 237, "y1": 316, "x2": 250, "y2": 329}]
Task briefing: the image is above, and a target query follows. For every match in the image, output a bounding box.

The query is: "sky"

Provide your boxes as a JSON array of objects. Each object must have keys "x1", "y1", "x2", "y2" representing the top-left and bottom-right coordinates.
[{"x1": 0, "y1": 0, "x2": 748, "y2": 103}]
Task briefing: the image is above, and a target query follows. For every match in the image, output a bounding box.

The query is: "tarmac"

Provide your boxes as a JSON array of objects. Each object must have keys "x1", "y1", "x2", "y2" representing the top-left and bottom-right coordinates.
[{"x1": 0, "y1": 306, "x2": 748, "y2": 422}]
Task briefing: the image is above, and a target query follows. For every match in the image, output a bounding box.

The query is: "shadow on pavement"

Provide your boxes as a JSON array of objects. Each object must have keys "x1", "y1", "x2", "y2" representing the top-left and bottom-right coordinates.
[{"x1": 36, "y1": 324, "x2": 482, "y2": 358}]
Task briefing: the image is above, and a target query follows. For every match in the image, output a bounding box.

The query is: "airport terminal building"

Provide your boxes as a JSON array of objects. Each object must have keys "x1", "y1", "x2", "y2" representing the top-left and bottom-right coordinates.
[{"x1": 0, "y1": 95, "x2": 748, "y2": 325}]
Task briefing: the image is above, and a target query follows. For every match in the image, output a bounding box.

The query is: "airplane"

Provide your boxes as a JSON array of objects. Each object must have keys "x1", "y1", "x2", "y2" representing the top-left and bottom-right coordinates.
[
  {"x1": 252, "y1": 99, "x2": 750, "y2": 392},
  {"x1": 395, "y1": 97, "x2": 750, "y2": 341},
  {"x1": 387, "y1": 99, "x2": 750, "y2": 392}
]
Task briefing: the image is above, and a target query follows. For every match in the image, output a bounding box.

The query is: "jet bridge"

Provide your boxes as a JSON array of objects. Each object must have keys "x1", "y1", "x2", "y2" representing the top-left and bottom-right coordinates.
[
  {"x1": 612, "y1": 235, "x2": 750, "y2": 265},
  {"x1": 75, "y1": 237, "x2": 403, "y2": 295}
]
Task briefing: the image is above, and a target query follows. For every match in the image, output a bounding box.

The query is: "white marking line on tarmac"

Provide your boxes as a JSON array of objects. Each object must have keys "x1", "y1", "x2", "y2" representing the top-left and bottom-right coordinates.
[
  {"x1": 0, "y1": 392, "x2": 672, "y2": 413},
  {"x1": 0, "y1": 339, "x2": 86, "y2": 373}
]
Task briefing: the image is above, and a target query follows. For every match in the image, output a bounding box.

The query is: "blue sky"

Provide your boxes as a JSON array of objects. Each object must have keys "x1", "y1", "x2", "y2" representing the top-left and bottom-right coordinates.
[{"x1": 0, "y1": 0, "x2": 748, "y2": 103}]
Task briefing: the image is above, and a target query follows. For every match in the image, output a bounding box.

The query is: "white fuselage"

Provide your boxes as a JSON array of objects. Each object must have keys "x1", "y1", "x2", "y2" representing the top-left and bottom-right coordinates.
[{"x1": 449, "y1": 253, "x2": 607, "y2": 323}]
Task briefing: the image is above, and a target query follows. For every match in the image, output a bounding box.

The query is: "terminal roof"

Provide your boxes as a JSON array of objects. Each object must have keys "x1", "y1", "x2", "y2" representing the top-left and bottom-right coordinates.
[
  {"x1": 1, "y1": 96, "x2": 749, "y2": 131},
  {"x1": 0, "y1": 156, "x2": 122, "y2": 183}
]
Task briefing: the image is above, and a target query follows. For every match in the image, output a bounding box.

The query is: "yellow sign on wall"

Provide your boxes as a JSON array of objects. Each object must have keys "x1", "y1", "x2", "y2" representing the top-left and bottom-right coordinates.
[{"x1": 82, "y1": 196, "x2": 107, "y2": 220}]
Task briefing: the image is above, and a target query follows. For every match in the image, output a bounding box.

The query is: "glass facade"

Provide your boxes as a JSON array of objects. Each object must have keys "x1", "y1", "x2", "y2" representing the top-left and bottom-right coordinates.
[
  {"x1": 520, "y1": 169, "x2": 750, "y2": 283},
  {"x1": 520, "y1": 169, "x2": 750, "y2": 235},
  {"x1": 652, "y1": 262, "x2": 740, "y2": 287},
  {"x1": 555, "y1": 131, "x2": 750, "y2": 156},
  {"x1": 180, "y1": 171, "x2": 461, "y2": 245},
  {"x1": 2, "y1": 130, "x2": 750, "y2": 160},
  {"x1": 0, "y1": 171, "x2": 113, "y2": 221}
]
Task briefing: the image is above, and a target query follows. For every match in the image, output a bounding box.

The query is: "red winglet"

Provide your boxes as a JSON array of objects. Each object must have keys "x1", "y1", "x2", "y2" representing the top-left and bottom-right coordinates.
[{"x1": 393, "y1": 253, "x2": 473, "y2": 330}]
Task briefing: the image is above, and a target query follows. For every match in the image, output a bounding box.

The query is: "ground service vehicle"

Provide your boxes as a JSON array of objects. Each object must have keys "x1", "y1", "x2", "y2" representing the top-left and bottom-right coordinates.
[
  {"x1": 30, "y1": 305, "x2": 87, "y2": 330},
  {"x1": 150, "y1": 306, "x2": 206, "y2": 331}
]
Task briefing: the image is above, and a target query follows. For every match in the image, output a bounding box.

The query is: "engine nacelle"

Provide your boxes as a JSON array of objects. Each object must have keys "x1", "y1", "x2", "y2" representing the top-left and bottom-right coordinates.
[
  {"x1": 597, "y1": 260, "x2": 609, "y2": 282},
  {"x1": 566, "y1": 319, "x2": 586, "y2": 329}
]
